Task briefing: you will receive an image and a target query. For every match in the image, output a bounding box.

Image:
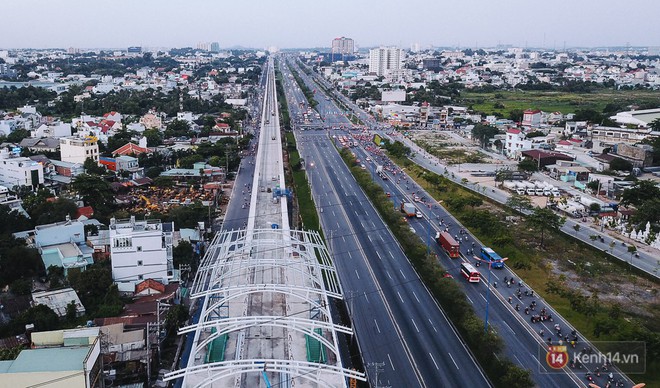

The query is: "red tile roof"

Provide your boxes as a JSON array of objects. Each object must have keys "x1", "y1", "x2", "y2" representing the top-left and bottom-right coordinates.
[
  {"x1": 135, "y1": 279, "x2": 165, "y2": 295},
  {"x1": 113, "y1": 142, "x2": 152, "y2": 156},
  {"x1": 506, "y1": 128, "x2": 521, "y2": 134},
  {"x1": 75, "y1": 206, "x2": 94, "y2": 219}
]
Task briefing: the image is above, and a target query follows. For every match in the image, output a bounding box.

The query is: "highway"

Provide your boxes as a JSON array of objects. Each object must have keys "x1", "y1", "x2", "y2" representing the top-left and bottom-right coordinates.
[
  {"x1": 282, "y1": 56, "x2": 491, "y2": 387},
  {"x1": 287, "y1": 57, "x2": 640, "y2": 387},
  {"x1": 297, "y1": 131, "x2": 491, "y2": 387}
]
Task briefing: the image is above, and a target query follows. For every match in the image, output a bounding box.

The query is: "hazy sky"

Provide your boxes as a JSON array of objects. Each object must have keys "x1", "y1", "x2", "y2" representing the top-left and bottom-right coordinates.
[{"x1": 2, "y1": 0, "x2": 658, "y2": 50}]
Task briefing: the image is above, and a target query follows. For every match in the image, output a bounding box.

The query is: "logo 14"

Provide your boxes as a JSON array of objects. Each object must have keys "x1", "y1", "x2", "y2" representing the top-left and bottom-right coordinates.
[{"x1": 546, "y1": 345, "x2": 569, "y2": 369}]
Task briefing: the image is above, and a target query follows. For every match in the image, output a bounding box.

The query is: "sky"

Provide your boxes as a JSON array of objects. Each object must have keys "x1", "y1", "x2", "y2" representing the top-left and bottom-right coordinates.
[{"x1": 1, "y1": 0, "x2": 659, "y2": 50}]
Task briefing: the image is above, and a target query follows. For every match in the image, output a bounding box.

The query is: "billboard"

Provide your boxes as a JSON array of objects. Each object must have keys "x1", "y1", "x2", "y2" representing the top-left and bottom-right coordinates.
[{"x1": 381, "y1": 90, "x2": 406, "y2": 102}]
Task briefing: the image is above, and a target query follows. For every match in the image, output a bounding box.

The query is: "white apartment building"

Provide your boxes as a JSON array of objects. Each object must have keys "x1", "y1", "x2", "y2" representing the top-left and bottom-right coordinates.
[
  {"x1": 59, "y1": 136, "x2": 99, "y2": 164},
  {"x1": 0, "y1": 148, "x2": 44, "y2": 189},
  {"x1": 369, "y1": 47, "x2": 403, "y2": 77},
  {"x1": 109, "y1": 216, "x2": 174, "y2": 293}
]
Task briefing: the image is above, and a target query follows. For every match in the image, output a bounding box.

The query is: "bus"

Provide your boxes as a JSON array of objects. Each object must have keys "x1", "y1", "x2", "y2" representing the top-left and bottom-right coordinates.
[
  {"x1": 460, "y1": 262, "x2": 481, "y2": 283},
  {"x1": 480, "y1": 247, "x2": 506, "y2": 269}
]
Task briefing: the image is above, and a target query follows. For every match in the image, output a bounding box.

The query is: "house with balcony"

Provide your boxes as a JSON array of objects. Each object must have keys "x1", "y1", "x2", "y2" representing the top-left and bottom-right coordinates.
[
  {"x1": 0, "y1": 147, "x2": 44, "y2": 189},
  {"x1": 109, "y1": 216, "x2": 175, "y2": 293}
]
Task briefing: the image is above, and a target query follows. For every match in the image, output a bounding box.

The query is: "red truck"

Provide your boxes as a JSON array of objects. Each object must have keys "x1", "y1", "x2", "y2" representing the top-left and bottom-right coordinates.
[{"x1": 436, "y1": 231, "x2": 460, "y2": 258}]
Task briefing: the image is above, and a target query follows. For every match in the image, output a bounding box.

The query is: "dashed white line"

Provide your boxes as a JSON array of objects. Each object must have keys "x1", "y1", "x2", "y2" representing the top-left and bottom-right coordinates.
[
  {"x1": 412, "y1": 291, "x2": 420, "y2": 303},
  {"x1": 466, "y1": 295, "x2": 474, "y2": 304},
  {"x1": 387, "y1": 353, "x2": 395, "y2": 371},
  {"x1": 429, "y1": 353, "x2": 440, "y2": 370},
  {"x1": 387, "y1": 270, "x2": 392, "y2": 279},
  {"x1": 480, "y1": 293, "x2": 487, "y2": 302},
  {"x1": 397, "y1": 291, "x2": 404, "y2": 303},
  {"x1": 374, "y1": 319, "x2": 381, "y2": 333},
  {"x1": 503, "y1": 321, "x2": 515, "y2": 334},
  {"x1": 411, "y1": 318, "x2": 420, "y2": 333},
  {"x1": 399, "y1": 269, "x2": 407, "y2": 279},
  {"x1": 389, "y1": 251, "x2": 395, "y2": 258},
  {"x1": 342, "y1": 236, "x2": 346, "y2": 243},
  {"x1": 368, "y1": 235, "x2": 372, "y2": 242},
  {"x1": 428, "y1": 318, "x2": 437, "y2": 332},
  {"x1": 448, "y1": 352, "x2": 459, "y2": 369},
  {"x1": 364, "y1": 292, "x2": 369, "y2": 303},
  {"x1": 347, "y1": 251, "x2": 353, "y2": 259},
  {"x1": 376, "y1": 251, "x2": 382, "y2": 261},
  {"x1": 355, "y1": 270, "x2": 360, "y2": 280}
]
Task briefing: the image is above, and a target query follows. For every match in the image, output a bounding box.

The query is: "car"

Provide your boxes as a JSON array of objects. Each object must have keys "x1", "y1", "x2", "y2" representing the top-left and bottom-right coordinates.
[
  {"x1": 386, "y1": 192, "x2": 391, "y2": 198},
  {"x1": 415, "y1": 211, "x2": 423, "y2": 218},
  {"x1": 360, "y1": 164, "x2": 366, "y2": 169}
]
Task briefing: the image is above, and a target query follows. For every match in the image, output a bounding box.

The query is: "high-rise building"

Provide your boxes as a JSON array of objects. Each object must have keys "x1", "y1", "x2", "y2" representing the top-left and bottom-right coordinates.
[
  {"x1": 197, "y1": 42, "x2": 211, "y2": 51},
  {"x1": 369, "y1": 47, "x2": 403, "y2": 77},
  {"x1": 210, "y1": 42, "x2": 220, "y2": 52},
  {"x1": 332, "y1": 37, "x2": 354, "y2": 58}
]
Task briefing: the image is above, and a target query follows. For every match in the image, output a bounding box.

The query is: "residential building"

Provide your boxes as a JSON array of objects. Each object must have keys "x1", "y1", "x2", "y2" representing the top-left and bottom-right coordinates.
[
  {"x1": 99, "y1": 155, "x2": 144, "y2": 179},
  {"x1": 34, "y1": 216, "x2": 94, "y2": 274},
  {"x1": 19, "y1": 137, "x2": 60, "y2": 153},
  {"x1": 59, "y1": 136, "x2": 99, "y2": 164},
  {"x1": 369, "y1": 47, "x2": 403, "y2": 77},
  {"x1": 139, "y1": 111, "x2": 162, "y2": 129},
  {"x1": 112, "y1": 141, "x2": 152, "y2": 157},
  {"x1": 614, "y1": 143, "x2": 654, "y2": 167},
  {"x1": 0, "y1": 148, "x2": 44, "y2": 189},
  {"x1": 522, "y1": 109, "x2": 542, "y2": 127},
  {"x1": 31, "y1": 122, "x2": 72, "y2": 138},
  {"x1": 331, "y1": 37, "x2": 354, "y2": 61},
  {"x1": 109, "y1": 216, "x2": 175, "y2": 293},
  {"x1": 589, "y1": 125, "x2": 655, "y2": 146},
  {"x1": 31, "y1": 288, "x2": 86, "y2": 317},
  {"x1": 0, "y1": 333, "x2": 101, "y2": 388}
]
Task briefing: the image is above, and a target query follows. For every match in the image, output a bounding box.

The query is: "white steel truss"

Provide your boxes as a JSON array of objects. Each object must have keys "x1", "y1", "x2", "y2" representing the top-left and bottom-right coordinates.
[{"x1": 167, "y1": 228, "x2": 365, "y2": 387}]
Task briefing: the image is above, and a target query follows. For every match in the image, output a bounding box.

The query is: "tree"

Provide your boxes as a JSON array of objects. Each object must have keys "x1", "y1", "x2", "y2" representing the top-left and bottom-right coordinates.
[
  {"x1": 517, "y1": 158, "x2": 538, "y2": 172},
  {"x1": 608, "y1": 157, "x2": 632, "y2": 172},
  {"x1": 573, "y1": 224, "x2": 581, "y2": 235},
  {"x1": 143, "y1": 129, "x2": 163, "y2": 147},
  {"x1": 620, "y1": 180, "x2": 660, "y2": 207},
  {"x1": 83, "y1": 157, "x2": 106, "y2": 175},
  {"x1": 173, "y1": 240, "x2": 194, "y2": 268},
  {"x1": 506, "y1": 193, "x2": 533, "y2": 213},
  {"x1": 527, "y1": 207, "x2": 565, "y2": 247},
  {"x1": 384, "y1": 141, "x2": 410, "y2": 158},
  {"x1": 471, "y1": 124, "x2": 500, "y2": 147},
  {"x1": 71, "y1": 174, "x2": 114, "y2": 216},
  {"x1": 627, "y1": 245, "x2": 637, "y2": 263},
  {"x1": 165, "y1": 304, "x2": 189, "y2": 333},
  {"x1": 650, "y1": 118, "x2": 660, "y2": 131},
  {"x1": 589, "y1": 203, "x2": 601, "y2": 214}
]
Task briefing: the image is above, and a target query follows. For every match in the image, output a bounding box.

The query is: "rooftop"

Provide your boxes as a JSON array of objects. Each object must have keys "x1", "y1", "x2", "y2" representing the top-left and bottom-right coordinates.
[{"x1": 0, "y1": 346, "x2": 91, "y2": 373}]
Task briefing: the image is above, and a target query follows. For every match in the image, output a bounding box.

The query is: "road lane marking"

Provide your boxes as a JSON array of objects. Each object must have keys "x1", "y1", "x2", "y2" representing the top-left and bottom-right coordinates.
[
  {"x1": 429, "y1": 353, "x2": 439, "y2": 370},
  {"x1": 364, "y1": 292, "x2": 369, "y2": 303},
  {"x1": 342, "y1": 236, "x2": 346, "y2": 243},
  {"x1": 503, "y1": 321, "x2": 515, "y2": 334},
  {"x1": 448, "y1": 352, "x2": 459, "y2": 370},
  {"x1": 389, "y1": 251, "x2": 395, "y2": 258},
  {"x1": 376, "y1": 251, "x2": 382, "y2": 261},
  {"x1": 387, "y1": 353, "x2": 395, "y2": 371},
  {"x1": 428, "y1": 318, "x2": 438, "y2": 333},
  {"x1": 374, "y1": 319, "x2": 381, "y2": 333},
  {"x1": 400, "y1": 269, "x2": 407, "y2": 279},
  {"x1": 368, "y1": 234, "x2": 372, "y2": 242},
  {"x1": 397, "y1": 291, "x2": 404, "y2": 303},
  {"x1": 355, "y1": 270, "x2": 360, "y2": 280},
  {"x1": 466, "y1": 295, "x2": 474, "y2": 304},
  {"x1": 411, "y1": 318, "x2": 420, "y2": 333},
  {"x1": 480, "y1": 293, "x2": 487, "y2": 302},
  {"x1": 412, "y1": 291, "x2": 420, "y2": 303}
]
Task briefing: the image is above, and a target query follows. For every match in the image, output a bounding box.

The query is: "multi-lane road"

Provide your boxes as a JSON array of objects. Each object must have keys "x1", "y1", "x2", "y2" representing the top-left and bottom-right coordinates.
[
  {"x1": 284, "y1": 55, "x2": 640, "y2": 387},
  {"x1": 297, "y1": 131, "x2": 491, "y2": 387}
]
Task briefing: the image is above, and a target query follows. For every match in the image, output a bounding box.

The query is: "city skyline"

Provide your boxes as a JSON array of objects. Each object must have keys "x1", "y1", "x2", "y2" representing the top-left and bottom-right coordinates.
[{"x1": 1, "y1": 0, "x2": 659, "y2": 50}]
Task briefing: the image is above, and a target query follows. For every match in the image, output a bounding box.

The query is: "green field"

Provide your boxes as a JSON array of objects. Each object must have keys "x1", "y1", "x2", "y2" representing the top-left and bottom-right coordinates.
[{"x1": 461, "y1": 89, "x2": 660, "y2": 117}]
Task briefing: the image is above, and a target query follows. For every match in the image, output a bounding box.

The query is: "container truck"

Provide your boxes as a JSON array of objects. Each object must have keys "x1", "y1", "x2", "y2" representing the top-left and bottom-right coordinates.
[
  {"x1": 400, "y1": 202, "x2": 416, "y2": 217},
  {"x1": 436, "y1": 231, "x2": 460, "y2": 258}
]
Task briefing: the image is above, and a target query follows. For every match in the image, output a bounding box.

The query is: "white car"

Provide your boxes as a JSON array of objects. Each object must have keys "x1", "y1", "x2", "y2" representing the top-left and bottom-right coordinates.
[{"x1": 415, "y1": 211, "x2": 423, "y2": 218}]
